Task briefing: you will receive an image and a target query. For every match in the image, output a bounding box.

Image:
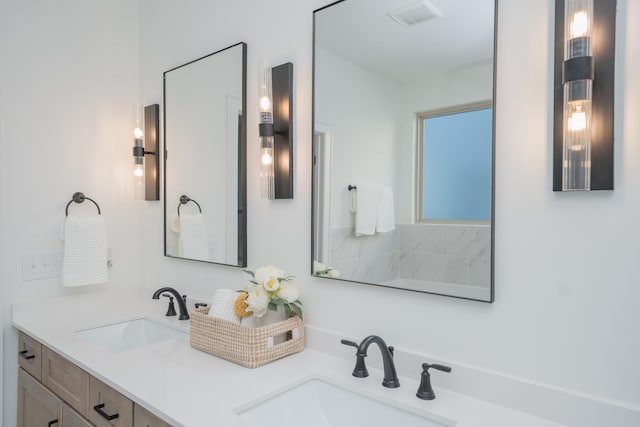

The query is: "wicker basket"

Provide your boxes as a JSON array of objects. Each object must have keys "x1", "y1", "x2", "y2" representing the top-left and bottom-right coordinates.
[{"x1": 189, "y1": 307, "x2": 305, "y2": 368}]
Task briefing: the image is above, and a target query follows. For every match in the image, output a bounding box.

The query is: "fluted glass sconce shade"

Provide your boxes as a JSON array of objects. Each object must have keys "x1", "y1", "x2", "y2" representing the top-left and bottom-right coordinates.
[
  {"x1": 553, "y1": 0, "x2": 615, "y2": 192},
  {"x1": 562, "y1": 0, "x2": 593, "y2": 191},
  {"x1": 259, "y1": 64, "x2": 275, "y2": 199}
]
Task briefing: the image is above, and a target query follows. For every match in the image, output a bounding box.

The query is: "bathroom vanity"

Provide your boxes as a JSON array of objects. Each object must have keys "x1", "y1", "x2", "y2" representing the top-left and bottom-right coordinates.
[{"x1": 12, "y1": 289, "x2": 564, "y2": 427}]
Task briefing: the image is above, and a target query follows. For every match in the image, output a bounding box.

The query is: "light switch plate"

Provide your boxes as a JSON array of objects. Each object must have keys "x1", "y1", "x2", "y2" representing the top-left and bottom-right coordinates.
[{"x1": 22, "y1": 252, "x2": 63, "y2": 281}]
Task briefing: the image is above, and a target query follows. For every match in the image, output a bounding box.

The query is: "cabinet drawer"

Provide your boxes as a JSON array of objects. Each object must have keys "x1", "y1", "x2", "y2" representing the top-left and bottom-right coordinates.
[
  {"x1": 134, "y1": 404, "x2": 172, "y2": 427},
  {"x1": 88, "y1": 376, "x2": 133, "y2": 427},
  {"x1": 18, "y1": 368, "x2": 62, "y2": 427},
  {"x1": 42, "y1": 346, "x2": 89, "y2": 417},
  {"x1": 63, "y1": 403, "x2": 94, "y2": 427},
  {"x1": 18, "y1": 331, "x2": 42, "y2": 381}
]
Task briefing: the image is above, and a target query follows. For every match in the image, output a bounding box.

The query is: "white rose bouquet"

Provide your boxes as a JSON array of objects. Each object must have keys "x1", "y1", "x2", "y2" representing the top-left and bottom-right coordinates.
[{"x1": 243, "y1": 265, "x2": 303, "y2": 320}]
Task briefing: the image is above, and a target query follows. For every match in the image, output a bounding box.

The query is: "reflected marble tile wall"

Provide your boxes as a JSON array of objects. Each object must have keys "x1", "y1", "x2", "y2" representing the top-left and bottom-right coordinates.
[{"x1": 329, "y1": 224, "x2": 490, "y2": 289}]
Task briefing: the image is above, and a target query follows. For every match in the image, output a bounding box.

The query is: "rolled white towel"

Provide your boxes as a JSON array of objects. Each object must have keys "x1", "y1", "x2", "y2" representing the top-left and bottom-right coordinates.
[{"x1": 209, "y1": 289, "x2": 241, "y2": 324}]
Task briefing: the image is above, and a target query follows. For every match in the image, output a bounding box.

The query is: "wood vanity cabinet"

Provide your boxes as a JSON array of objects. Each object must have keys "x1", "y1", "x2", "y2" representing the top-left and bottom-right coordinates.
[
  {"x1": 18, "y1": 331, "x2": 42, "y2": 381},
  {"x1": 134, "y1": 404, "x2": 172, "y2": 427},
  {"x1": 18, "y1": 368, "x2": 61, "y2": 427},
  {"x1": 88, "y1": 376, "x2": 133, "y2": 427},
  {"x1": 42, "y1": 346, "x2": 90, "y2": 417},
  {"x1": 17, "y1": 331, "x2": 173, "y2": 427}
]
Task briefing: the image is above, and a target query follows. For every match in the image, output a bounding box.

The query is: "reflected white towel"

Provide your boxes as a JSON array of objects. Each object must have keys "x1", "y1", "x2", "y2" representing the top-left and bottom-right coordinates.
[
  {"x1": 210, "y1": 289, "x2": 241, "y2": 324},
  {"x1": 376, "y1": 186, "x2": 395, "y2": 233},
  {"x1": 354, "y1": 185, "x2": 377, "y2": 236},
  {"x1": 62, "y1": 215, "x2": 108, "y2": 287},
  {"x1": 179, "y1": 213, "x2": 209, "y2": 260}
]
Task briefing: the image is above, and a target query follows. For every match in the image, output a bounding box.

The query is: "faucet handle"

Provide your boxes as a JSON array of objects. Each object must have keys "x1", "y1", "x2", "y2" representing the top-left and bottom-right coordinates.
[
  {"x1": 423, "y1": 362, "x2": 451, "y2": 373},
  {"x1": 162, "y1": 294, "x2": 177, "y2": 317},
  {"x1": 341, "y1": 339, "x2": 369, "y2": 378},
  {"x1": 340, "y1": 339, "x2": 358, "y2": 348},
  {"x1": 417, "y1": 362, "x2": 452, "y2": 400}
]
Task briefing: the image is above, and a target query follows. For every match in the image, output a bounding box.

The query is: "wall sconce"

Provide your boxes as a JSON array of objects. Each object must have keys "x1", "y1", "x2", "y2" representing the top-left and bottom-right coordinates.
[
  {"x1": 553, "y1": 0, "x2": 616, "y2": 191},
  {"x1": 259, "y1": 62, "x2": 294, "y2": 199},
  {"x1": 132, "y1": 104, "x2": 160, "y2": 200}
]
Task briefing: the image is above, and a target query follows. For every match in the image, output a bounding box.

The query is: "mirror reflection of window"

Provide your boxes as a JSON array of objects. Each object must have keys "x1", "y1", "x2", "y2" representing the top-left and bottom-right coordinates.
[{"x1": 417, "y1": 104, "x2": 492, "y2": 223}]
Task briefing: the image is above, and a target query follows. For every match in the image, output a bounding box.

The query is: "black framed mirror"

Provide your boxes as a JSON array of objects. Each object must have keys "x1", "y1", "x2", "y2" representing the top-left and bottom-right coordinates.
[
  {"x1": 312, "y1": 1, "x2": 496, "y2": 302},
  {"x1": 164, "y1": 42, "x2": 247, "y2": 267}
]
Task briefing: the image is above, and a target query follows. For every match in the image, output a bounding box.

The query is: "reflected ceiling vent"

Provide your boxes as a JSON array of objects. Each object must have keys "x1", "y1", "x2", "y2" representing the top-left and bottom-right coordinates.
[{"x1": 387, "y1": 0, "x2": 443, "y2": 27}]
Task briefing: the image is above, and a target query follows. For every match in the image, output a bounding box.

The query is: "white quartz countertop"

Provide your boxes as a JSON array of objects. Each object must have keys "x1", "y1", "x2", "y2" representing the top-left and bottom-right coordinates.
[{"x1": 12, "y1": 288, "x2": 563, "y2": 427}]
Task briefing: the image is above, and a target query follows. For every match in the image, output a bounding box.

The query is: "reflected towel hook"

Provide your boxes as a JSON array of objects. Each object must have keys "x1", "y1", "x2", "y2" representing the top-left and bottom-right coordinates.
[
  {"x1": 65, "y1": 192, "x2": 101, "y2": 216},
  {"x1": 177, "y1": 195, "x2": 202, "y2": 216}
]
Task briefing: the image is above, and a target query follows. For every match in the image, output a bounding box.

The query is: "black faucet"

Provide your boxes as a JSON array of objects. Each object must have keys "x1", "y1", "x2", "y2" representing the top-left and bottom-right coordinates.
[
  {"x1": 341, "y1": 336, "x2": 400, "y2": 388},
  {"x1": 152, "y1": 287, "x2": 189, "y2": 320},
  {"x1": 416, "y1": 362, "x2": 451, "y2": 400}
]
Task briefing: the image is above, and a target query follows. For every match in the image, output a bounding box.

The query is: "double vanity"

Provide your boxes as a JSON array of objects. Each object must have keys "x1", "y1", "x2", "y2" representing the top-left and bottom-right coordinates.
[{"x1": 13, "y1": 288, "x2": 563, "y2": 427}]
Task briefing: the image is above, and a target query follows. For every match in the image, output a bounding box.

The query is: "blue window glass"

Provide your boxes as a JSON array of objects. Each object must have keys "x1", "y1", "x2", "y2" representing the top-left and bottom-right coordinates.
[{"x1": 421, "y1": 107, "x2": 492, "y2": 221}]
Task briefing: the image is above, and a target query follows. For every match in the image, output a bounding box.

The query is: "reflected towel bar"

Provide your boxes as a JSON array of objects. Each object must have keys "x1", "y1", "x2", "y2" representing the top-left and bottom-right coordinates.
[{"x1": 177, "y1": 195, "x2": 202, "y2": 216}]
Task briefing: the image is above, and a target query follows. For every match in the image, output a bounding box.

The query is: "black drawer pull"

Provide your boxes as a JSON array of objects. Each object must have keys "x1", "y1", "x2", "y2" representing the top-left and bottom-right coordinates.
[
  {"x1": 93, "y1": 403, "x2": 120, "y2": 421},
  {"x1": 48, "y1": 419, "x2": 59, "y2": 427},
  {"x1": 18, "y1": 350, "x2": 35, "y2": 360}
]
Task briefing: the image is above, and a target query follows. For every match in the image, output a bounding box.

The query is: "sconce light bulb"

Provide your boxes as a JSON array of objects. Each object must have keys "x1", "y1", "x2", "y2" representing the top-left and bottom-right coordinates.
[
  {"x1": 567, "y1": 106, "x2": 587, "y2": 131},
  {"x1": 260, "y1": 96, "x2": 271, "y2": 112},
  {"x1": 134, "y1": 127, "x2": 144, "y2": 139},
  {"x1": 261, "y1": 149, "x2": 273, "y2": 166},
  {"x1": 570, "y1": 10, "x2": 589, "y2": 38},
  {"x1": 133, "y1": 164, "x2": 144, "y2": 177}
]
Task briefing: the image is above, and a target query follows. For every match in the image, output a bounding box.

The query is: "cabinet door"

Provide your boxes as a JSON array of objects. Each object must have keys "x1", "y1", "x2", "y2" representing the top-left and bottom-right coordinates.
[
  {"x1": 134, "y1": 404, "x2": 172, "y2": 427},
  {"x1": 18, "y1": 331, "x2": 43, "y2": 381},
  {"x1": 63, "y1": 403, "x2": 93, "y2": 427},
  {"x1": 88, "y1": 376, "x2": 133, "y2": 427},
  {"x1": 43, "y1": 346, "x2": 90, "y2": 417},
  {"x1": 18, "y1": 368, "x2": 62, "y2": 427}
]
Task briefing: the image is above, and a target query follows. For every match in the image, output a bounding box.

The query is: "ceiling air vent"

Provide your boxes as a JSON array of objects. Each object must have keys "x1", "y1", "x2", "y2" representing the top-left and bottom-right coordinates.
[{"x1": 387, "y1": 0, "x2": 443, "y2": 27}]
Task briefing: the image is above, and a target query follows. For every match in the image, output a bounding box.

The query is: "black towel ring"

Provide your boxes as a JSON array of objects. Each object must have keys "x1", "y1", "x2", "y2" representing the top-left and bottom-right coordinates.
[
  {"x1": 65, "y1": 192, "x2": 101, "y2": 216},
  {"x1": 177, "y1": 195, "x2": 202, "y2": 216}
]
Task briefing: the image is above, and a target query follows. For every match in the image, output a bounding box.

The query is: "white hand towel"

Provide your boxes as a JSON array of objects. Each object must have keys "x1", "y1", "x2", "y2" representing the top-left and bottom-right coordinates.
[
  {"x1": 354, "y1": 185, "x2": 377, "y2": 237},
  {"x1": 178, "y1": 213, "x2": 209, "y2": 260},
  {"x1": 376, "y1": 186, "x2": 395, "y2": 233},
  {"x1": 209, "y1": 289, "x2": 241, "y2": 324},
  {"x1": 62, "y1": 215, "x2": 108, "y2": 287}
]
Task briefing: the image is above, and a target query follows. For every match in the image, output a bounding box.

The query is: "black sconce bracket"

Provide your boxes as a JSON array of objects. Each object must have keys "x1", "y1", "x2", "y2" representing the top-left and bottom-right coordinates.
[
  {"x1": 272, "y1": 63, "x2": 294, "y2": 199},
  {"x1": 144, "y1": 104, "x2": 160, "y2": 200}
]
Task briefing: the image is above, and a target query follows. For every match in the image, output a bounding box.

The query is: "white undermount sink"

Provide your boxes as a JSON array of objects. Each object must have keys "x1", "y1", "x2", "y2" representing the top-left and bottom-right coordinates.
[
  {"x1": 235, "y1": 376, "x2": 456, "y2": 427},
  {"x1": 76, "y1": 318, "x2": 186, "y2": 352}
]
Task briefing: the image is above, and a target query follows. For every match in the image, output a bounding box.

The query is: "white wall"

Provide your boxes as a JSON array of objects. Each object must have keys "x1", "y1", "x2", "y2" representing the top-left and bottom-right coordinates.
[
  {"x1": 138, "y1": 0, "x2": 640, "y2": 416},
  {"x1": 0, "y1": 2, "x2": 141, "y2": 426},
  {"x1": 0, "y1": 0, "x2": 638, "y2": 424},
  {"x1": 315, "y1": 47, "x2": 400, "y2": 228}
]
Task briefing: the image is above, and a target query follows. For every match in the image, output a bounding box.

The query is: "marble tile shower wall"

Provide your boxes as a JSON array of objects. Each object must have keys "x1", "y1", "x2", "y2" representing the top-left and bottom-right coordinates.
[{"x1": 330, "y1": 224, "x2": 490, "y2": 288}]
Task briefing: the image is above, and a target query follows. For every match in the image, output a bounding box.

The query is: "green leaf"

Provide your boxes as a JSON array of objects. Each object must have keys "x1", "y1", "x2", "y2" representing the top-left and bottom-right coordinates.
[
  {"x1": 271, "y1": 297, "x2": 285, "y2": 306},
  {"x1": 291, "y1": 303, "x2": 303, "y2": 320},
  {"x1": 283, "y1": 304, "x2": 291, "y2": 318},
  {"x1": 242, "y1": 269, "x2": 255, "y2": 278},
  {"x1": 268, "y1": 301, "x2": 278, "y2": 311},
  {"x1": 293, "y1": 300, "x2": 303, "y2": 305}
]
